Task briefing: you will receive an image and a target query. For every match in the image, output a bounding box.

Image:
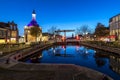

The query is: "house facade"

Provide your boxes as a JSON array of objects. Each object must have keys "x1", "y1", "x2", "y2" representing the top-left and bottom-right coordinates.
[
  {"x1": 109, "y1": 14, "x2": 120, "y2": 41},
  {"x1": 0, "y1": 21, "x2": 19, "y2": 43}
]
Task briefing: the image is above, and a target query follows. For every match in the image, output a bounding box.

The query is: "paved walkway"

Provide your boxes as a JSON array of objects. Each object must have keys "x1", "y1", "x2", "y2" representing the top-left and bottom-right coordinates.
[
  {"x1": 0, "y1": 58, "x2": 18, "y2": 68},
  {"x1": 0, "y1": 50, "x2": 20, "y2": 68}
]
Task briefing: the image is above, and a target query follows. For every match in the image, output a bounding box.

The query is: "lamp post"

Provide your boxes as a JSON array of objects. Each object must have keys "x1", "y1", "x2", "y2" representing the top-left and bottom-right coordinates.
[
  {"x1": 53, "y1": 32, "x2": 56, "y2": 43},
  {"x1": 94, "y1": 35, "x2": 96, "y2": 41},
  {"x1": 83, "y1": 32, "x2": 88, "y2": 41},
  {"x1": 85, "y1": 32, "x2": 88, "y2": 40}
]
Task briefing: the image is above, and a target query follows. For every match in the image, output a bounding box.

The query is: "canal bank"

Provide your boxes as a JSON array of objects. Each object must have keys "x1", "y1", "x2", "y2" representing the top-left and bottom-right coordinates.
[
  {"x1": 0, "y1": 41, "x2": 115, "y2": 80},
  {"x1": 79, "y1": 42, "x2": 120, "y2": 55},
  {"x1": 8, "y1": 41, "x2": 120, "y2": 61},
  {"x1": 54, "y1": 41, "x2": 120, "y2": 56}
]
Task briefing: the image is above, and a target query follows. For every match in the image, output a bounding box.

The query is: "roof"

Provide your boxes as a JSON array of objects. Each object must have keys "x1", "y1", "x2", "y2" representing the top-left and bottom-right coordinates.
[
  {"x1": 0, "y1": 22, "x2": 10, "y2": 29},
  {"x1": 110, "y1": 13, "x2": 120, "y2": 19},
  {"x1": 27, "y1": 19, "x2": 39, "y2": 27},
  {"x1": 109, "y1": 13, "x2": 120, "y2": 22}
]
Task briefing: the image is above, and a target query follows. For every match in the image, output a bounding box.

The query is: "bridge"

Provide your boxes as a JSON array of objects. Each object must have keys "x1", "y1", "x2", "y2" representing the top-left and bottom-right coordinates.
[
  {"x1": 55, "y1": 39, "x2": 81, "y2": 45},
  {"x1": 55, "y1": 29, "x2": 75, "y2": 41}
]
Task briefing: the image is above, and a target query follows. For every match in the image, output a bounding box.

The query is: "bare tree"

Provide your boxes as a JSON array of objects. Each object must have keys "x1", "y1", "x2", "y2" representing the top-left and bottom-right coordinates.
[
  {"x1": 76, "y1": 25, "x2": 91, "y2": 35},
  {"x1": 76, "y1": 27, "x2": 81, "y2": 35},
  {"x1": 48, "y1": 26, "x2": 61, "y2": 35},
  {"x1": 48, "y1": 26, "x2": 57, "y2": 35}
]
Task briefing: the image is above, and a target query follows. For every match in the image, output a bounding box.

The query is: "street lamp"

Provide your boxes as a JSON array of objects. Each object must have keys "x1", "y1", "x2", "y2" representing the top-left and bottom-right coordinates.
[
  {"x1": 86, "y1": 32, "x2": 88, "y2": 35},
  {"x1": 94, "y1": 35, "x2": 96, "y2": 41}
]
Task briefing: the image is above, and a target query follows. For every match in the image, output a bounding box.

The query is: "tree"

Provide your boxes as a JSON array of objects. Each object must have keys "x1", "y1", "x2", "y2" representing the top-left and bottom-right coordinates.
[
  {"x1": 48, "y1": 26, "x2": 57, "y2": 35},
  {"x1": 94, "y1": 23, "x2": 109, "y2": 38},
  {"x1": 48, "y1": 26, "x2": 61, "y2": 35},
  {"x1": 55, "y1": 29, "x2": 61, "y2": 35},
  {"x1": 76, "y1": 25, "x2": 91, "y2": 35},
  {"x1": 30, "y1": 27, "x2": 42, "y2": 42}
]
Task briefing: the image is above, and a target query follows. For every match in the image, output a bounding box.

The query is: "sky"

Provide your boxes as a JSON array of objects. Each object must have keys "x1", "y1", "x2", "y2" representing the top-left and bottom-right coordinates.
[{"x1": 0, "y1": 0, "x2": 120, "y2": 36}]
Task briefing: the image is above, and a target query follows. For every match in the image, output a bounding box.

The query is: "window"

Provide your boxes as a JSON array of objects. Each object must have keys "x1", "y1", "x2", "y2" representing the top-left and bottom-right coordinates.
[
  {"x1": 7, "y1": 31, "x2": 10, "y2": 37},
  {"x1": 116, "y1": 16, "x2": 119, "y2": 22},
  {"x1": 10, "y1": 26, "x2": 12, "y2": 30},
  {"x1": 14, "y1": 26, "x2": 16, "y2": 30},
  {"x1": 119, "y1": 15, "x2": 120, "y2": 21},
  {"x1": 2, "y1": 30, "x2": 5, "y2": 37},
  {"x1": 0, "y1": 30, "x2": 2, "y2": 36},
  {"x1": 119, "y1": 22, "x2": 120, "y2": 28},
  {"x1": 113, "y1": 17, "x2": 116, "y2": 22},
  {"x1": 11, "y1": 31, "x2": 16, "y2": 37},
  {"x1": 116, "y1": 23, "x2": 118, "y2": 29}
]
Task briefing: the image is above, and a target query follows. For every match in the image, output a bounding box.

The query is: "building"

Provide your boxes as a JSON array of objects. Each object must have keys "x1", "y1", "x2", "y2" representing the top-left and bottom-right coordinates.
[
  {"x1": 109, "y1": 14, "x2": 120, "y2": 41},
  {"x1": 42, "y1": 33, "x2": 50, "y2": 41},
  {"x1": 0, "y1": 21, "x2": 19, "y2": 43},
  {"x1": 19, "y1": 36, "x2": 24, "y2": 43},
  {"x1": 24, "y1": 10, "x2": 42, "y2": 44}
]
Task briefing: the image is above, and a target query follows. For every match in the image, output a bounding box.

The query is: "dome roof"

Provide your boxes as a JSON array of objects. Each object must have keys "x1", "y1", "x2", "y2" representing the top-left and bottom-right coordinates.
[{"x1": 27, "y1": 19, "x2": 39, "y2": 27}]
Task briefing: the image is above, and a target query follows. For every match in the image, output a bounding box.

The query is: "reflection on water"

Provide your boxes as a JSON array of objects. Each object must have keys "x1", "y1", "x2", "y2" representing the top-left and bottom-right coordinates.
[
  {"x1": 30, "y1": 54, "x2": 42, "y2": 63},
  {"x1": 94, "y1": 51, "x2": 109, "y2": 67},
  {"x1": 23, "y1": 45, "x2": 120, "y2": 80},
  {"x1": 110, "y1": 54, "x2": 120, "y2": 75},
  {"x1": 94, "y1": 53, "x2": 107, "y2": 67}
]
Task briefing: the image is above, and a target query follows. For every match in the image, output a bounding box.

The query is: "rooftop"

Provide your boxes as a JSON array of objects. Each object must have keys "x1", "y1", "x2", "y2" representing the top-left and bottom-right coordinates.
[{"x1": 27, "y1": 19, "x2": 39, "y2": 27}]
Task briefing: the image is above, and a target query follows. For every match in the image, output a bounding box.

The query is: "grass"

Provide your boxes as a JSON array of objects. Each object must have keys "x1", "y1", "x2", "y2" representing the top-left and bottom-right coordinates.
[
  {"x1": 0, "y1": 44, "x2": 29, "y2": 52},
  {"x1": 0, "y1": 45, "x2": 30, "y2": 57},
  {"x1": 0, "y1": 41, "x2": 54, "y2": 57}
]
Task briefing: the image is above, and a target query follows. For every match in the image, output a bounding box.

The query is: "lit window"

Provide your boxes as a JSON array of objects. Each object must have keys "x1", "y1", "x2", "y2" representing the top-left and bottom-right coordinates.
[
  {"x1": 116, "y1": 16, "x2": 119, "y2": 22},
  {"x1": 119, "y1": 15, "x2": 120, "y2": 21},
  {"x1": 11, "y1": 31, "x2": 16, "y2": 37}
]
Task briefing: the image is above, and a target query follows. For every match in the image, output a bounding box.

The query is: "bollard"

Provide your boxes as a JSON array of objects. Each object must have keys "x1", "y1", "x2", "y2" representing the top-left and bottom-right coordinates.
[{"x1": 6, "y1": 58, "x2": 10, "y2": 64}]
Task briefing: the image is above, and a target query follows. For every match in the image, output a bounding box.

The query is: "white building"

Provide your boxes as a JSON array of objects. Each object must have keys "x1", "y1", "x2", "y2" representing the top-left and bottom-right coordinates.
[{"x1": 109, "y1": 14, "x2": 120, "y2": 41}]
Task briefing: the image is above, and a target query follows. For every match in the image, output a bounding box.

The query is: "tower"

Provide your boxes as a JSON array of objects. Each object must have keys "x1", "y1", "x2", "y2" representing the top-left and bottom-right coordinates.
[
  {"x1": 24, "y1": 10, "x2": 42, "y2": 44},
  {"x1": 32, "y1": 10, "x2": 36, "y2": 20}
]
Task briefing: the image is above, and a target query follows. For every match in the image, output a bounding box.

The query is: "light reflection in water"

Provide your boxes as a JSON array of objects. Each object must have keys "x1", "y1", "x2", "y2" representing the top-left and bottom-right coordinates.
[{"x1": 23, "y1": 45, "x2": 120, "y2": 80}]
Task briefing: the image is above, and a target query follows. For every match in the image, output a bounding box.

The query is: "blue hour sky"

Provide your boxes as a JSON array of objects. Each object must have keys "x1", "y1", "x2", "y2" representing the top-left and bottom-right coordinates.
[{"x1": 0, "y1": 0, "x2": 120, "y2": 36}]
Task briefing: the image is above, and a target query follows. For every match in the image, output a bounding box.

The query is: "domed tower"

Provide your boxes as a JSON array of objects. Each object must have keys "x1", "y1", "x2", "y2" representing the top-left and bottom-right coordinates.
[
  {"x1": 24, "y1": 10, "x2": 42, "y2": 44},
  {"x1": 27, "y1": 10, "x2": 39, "y2": 27}
]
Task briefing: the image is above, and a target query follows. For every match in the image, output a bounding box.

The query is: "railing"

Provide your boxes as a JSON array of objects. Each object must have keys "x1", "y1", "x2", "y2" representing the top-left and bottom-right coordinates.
[{"x1": 56, "y1": 39, "x2": 80, "y2": 42}]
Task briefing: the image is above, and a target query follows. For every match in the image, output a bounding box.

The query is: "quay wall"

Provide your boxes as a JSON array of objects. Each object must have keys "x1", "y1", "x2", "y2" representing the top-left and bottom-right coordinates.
[{"x1": 9, "y1": 44, "x2": 53, "y2": 61}]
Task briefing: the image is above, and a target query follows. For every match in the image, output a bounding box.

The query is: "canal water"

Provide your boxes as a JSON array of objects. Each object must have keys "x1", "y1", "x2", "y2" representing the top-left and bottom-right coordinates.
[{"x1": 22, "y1": 45, "x2": 120, "y2": 80}]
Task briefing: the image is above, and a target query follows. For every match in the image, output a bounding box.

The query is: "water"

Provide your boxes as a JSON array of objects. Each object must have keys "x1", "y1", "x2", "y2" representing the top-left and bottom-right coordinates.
[{"x1": 22, "y1": 45, "x2": 120, "y2": 80}]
